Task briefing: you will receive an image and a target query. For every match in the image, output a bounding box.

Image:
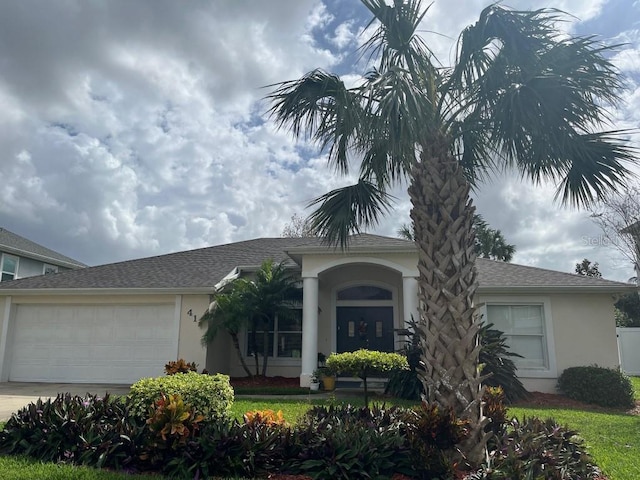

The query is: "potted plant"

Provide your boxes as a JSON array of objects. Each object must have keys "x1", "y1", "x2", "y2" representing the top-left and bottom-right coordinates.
[
  {"x1": 309, "y1": 370, "x2": 321, "y2": 391},
  {"x1": 318, "y1": 365, "x2": 336, "y2": 391}
]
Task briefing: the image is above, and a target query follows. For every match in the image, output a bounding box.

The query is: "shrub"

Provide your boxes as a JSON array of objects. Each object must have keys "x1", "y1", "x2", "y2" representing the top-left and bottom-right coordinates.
[
  {"x1": 164, "y1": 358, "x2": 198, "y2": 375},
  {"x1": 289, "y1": 403, "x2": 468, "y2": 479},
  {"x1": 469, "y1": 417, "x2": 602, "y2": 480},
  {"x1": 178, "y1": 418, "x2": 296, "y2": 479},
  {"x1": 0, "y1": 393, "x2": 145, "y2": 470},
  {"x1": 557, "y1": 365, "x2": 634, "y2": 408},
  {"x1": 326, "y1": 349, "x2": 408, "y2": 407},
  {"x1": 290, "y1": 404, "x2": 410, "y2": 479},
  {"x1": 128, "y1": 371, "x2": 234, "y2": 421},
  {"x1": 244, "y1": 409, "x2": 288, "y2": 427},
  {"x1": 483, "y1": 386, "x2": 507, "y2": 437}
]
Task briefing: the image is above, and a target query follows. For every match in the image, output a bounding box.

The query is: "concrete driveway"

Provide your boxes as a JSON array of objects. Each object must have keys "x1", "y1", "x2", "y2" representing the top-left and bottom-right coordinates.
[{"x1": 0, "y1": 383, "x2": 131, "y2": 421}]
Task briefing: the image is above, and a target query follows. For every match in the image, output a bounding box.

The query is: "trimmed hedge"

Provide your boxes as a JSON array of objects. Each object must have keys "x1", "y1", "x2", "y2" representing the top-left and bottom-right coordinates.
[
  {"x1": 557, "y1": 365, "x2": 634, "y2": 408},
  {"x1": 128, "y1": 372, "x2": 234, "y2": 420}
]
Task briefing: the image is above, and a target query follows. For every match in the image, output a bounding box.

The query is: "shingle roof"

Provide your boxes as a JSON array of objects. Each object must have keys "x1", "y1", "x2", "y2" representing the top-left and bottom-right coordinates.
[
  {"x1": 476, "y1": 258, "x2": 632, "y2": 291},
  {"x1": 0, "y1": 228, "x2": 86, "y2": 269},
  {"x1": 0, "y1": 234, "x2": 632, "y2": 292}
]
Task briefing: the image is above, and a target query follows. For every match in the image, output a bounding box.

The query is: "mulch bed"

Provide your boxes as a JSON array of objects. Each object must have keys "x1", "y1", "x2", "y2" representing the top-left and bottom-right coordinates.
[
  {"x1": 514, "y1": 391, "x2": 640, "y2": 415},
  {"x1": 230, "y1": 376, "x2": 300, "y2": 389}
]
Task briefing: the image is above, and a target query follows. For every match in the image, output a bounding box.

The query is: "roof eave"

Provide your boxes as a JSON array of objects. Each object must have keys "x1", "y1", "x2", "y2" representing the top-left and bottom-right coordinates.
[{"x1": 0, "y1": 245, "x2": 86, "y2": 269}]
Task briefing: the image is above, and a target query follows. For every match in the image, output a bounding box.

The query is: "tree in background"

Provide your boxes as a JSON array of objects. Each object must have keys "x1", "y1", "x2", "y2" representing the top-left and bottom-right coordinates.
[
  {"x1": 590, "y1": 186, "x2": 640, "y2": 282},
  {"x1": 399, "y1": 215, "x2": 516, "y2": 262},
  {"x1": 281, "y1": 213, "x2": 318, "y2": 237},
  {"x1": 268, "y1": 0, "x2": 634, "y2": 462},
  {"x1": 575, "y1": 258, "x2": 602, "y2": 277}
]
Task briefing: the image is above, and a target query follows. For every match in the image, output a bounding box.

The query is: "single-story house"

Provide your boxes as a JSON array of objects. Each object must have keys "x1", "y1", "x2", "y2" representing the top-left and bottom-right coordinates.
[
  {"x1": 0, "y1": 227, "x2": 86, "y2": 282},
  {"x1": 0, "y1": 234, "x2": 632, "y2": 392}
]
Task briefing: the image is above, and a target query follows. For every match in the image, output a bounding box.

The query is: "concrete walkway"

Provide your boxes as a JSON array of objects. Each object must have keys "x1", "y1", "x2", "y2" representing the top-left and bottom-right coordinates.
[
  {"x1": 0, "y1": 383, "x2": 375, "y2": 421},
  {"x1": 0, "y1": 383, "x2": 131, "y2": 421}
]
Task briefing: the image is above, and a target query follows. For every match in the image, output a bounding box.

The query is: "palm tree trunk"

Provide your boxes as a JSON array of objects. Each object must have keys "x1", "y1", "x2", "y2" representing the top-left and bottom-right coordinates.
[
  {"x1": 408, "y1": 134, "x2": 489, "y2": 465},
  {"x1": 230, "y1": 332, "x2": 253, "y2": 378}
]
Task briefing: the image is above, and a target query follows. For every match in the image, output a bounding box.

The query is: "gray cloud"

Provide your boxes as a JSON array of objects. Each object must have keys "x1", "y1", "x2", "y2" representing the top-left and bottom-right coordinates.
[{"x1": 0, "y1": 0, "x2": 637, "y2": 284}]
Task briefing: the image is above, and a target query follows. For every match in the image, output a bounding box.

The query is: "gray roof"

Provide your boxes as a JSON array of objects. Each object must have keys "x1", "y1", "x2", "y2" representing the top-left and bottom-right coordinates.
[
  {"x1": 476, "y1": 258, "x2": 633, "y2": 292},
  {"x1": 0, "y1": 228, "x2": 86, "y2": 269},
  {"x1": 0, "y1": 234, "x2": 632, "y2": 293}
]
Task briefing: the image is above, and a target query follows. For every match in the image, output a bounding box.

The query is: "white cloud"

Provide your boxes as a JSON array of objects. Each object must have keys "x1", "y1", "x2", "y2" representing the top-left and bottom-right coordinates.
[{"x1": 0, "y1": 0, "x2": 636, "y2": 285}]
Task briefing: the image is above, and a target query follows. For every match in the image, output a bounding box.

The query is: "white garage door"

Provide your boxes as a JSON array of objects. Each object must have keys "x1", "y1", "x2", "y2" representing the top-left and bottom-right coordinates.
[{"x1": 9, "y1": 304, "x2": 177, "y2": 383}]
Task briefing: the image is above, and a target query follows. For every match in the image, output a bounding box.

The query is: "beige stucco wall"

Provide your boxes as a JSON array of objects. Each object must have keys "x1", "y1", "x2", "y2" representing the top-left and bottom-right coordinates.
[
  {"x1": 477, "y1": 292, "x2": 619, "y2": 393},
  {"x1": 301, "y1": 252, "x2": 418, "y2": 278},
  {"x1": 178, "y1": 294, "x2": 209, "y2": 370}
]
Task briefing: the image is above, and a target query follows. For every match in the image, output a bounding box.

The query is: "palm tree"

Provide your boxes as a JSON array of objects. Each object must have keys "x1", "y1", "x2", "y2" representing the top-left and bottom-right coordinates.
[
  {"x1": 200, "y1": 281, "x2": 254, "y2": 377},
  {"x1": 245, "y1": 259, "x2": 302, "y2": 377},
  {"x1": 473, "y1": 215, "x2": 515, "y2": 262},
  {"x1": 267, "y1": 0, "x2": 634, "y2": 462},
  {"x1": 201, "y1": 259, "x2": 301, "y2": 378}
]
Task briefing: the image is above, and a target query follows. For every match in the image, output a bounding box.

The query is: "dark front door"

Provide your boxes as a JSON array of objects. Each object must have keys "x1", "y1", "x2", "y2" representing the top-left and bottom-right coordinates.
[{"x1": 336, "y1": 306, "x2": 394, "y2": 353}]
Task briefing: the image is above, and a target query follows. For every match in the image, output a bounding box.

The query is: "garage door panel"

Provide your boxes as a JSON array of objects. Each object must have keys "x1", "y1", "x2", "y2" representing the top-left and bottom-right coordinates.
[{"x1": 9, "y1": 304, "x2": 176, "y2": 383}]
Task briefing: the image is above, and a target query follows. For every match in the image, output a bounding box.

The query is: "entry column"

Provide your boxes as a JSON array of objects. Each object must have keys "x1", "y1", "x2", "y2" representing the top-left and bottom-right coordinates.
[
  {"x1": 402, "y1": 276, "x2": 419, "y2": 327},
  {"x1": 300, "y1": 276, "x2": 318, "y2": 387}
]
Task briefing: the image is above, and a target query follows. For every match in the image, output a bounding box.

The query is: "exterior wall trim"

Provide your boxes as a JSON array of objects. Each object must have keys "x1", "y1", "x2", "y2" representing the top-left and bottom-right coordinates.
[{"x1": 304, "y1": 256, "x2": 418, "y2": 278}]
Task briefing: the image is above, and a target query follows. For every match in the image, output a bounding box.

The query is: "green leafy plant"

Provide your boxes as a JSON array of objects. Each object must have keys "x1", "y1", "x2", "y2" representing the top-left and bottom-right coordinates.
[
  {"x1": 146, "y1": 393, "x2": 204, "y2": 445},
  {"x1": 469, "y1": 417, "x2": 602, "y2": 479},
  {"x1": 325, "y1": 349, "x2": 408, "y2": 407},
  {"x1": 479, "y1": 323, "x2": 529, "y2": 403},
  {"x1": 483, "y1": 386, "x2": 508, "y2": 437},
  {"x1": 0, "y1": 394, "x2": 145, "y2": 470},
  {"x1": 403, "y1": 402, "x2": 470, "y2": 477},
  {"x1": 386, "y1": 320, "x2": 529, "y2": 403},
  {"x1": 557, "y1": 365, "x2": 634, "y2": 408},
  {"x1": 128, "y1": 371, "x2": 234, "y2": 421},
  {"x1": 164, "y1": 358, "x2": 198, "y2": 375}
]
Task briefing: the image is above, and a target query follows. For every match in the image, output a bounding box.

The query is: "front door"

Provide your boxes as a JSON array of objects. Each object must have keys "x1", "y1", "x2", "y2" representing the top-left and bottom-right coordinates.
[{"x1": 336, "y1": 306, "x2": 394, "y2": 353}]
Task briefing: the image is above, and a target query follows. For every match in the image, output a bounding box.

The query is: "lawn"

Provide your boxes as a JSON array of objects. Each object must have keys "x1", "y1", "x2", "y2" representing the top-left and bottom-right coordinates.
[{"x1": 0, "y1": 384, "x2": 638, "y2": 479}]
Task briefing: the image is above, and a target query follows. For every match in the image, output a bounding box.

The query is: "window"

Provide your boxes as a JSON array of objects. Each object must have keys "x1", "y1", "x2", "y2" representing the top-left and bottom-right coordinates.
[
  {"x1": 43, "y1": 264, "x2": 58, "y2": 275},
  {"x1": 337, "y1": 285, "x2": 392, "y2": 301},
  {"x1": 247, "y1": 309, "x2": 302, "y2": 359},
  {"x1": 1, "y1": 254, "x2": 18, "y2": 282},
  {"x1": 486, "y1": 304, "x2": 548, "y2": 370}
]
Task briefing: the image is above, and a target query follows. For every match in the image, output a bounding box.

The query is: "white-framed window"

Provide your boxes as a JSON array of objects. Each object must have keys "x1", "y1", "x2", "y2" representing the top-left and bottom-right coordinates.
[
  {"x1": 1, "y1": 254, "x2": 18, "y2": 282},
  {"x1": 43, "y1": 264, "x2": 59, "y2": 275},
  {"x1": 482, "y1": 296, "x2": 557, "y2": 378},
  {"x1": 246, "y1": 309, "x2": 302, "y2": 359}
]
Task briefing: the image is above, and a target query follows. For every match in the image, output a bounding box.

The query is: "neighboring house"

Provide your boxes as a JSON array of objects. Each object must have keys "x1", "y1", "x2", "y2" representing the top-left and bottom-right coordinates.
[
  {"x1": 0, "y1": 228, "x2": 86, "y2": 281},
  {"x1": 0, "y1": 234, "x2": 632, "y2": 392}
]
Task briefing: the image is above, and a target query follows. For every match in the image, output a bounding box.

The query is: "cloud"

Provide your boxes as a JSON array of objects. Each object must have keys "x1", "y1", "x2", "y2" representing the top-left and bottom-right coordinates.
[{"x1": 0, "y1": 0, "x2": 636, "y2": 285}]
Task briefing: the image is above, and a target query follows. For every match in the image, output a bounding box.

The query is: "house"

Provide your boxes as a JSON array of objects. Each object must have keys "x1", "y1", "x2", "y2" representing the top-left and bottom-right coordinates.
[
  {"x1": 0, "y1": 228, "x2": 86, "y2": 281},
  {"x1": 0, "y1": 234, "x2": 632, "y2": 392}
]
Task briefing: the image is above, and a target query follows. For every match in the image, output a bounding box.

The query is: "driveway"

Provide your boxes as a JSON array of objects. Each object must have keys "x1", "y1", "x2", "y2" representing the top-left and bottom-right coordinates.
[{"x1": 0, "y1": 382, "x2": 131, "y2": 421}]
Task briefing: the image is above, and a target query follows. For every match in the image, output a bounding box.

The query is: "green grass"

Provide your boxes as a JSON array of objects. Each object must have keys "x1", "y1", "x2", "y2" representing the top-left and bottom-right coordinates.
[{"x1": 0, "y1": 455, "x2": 165, "y2": 480}]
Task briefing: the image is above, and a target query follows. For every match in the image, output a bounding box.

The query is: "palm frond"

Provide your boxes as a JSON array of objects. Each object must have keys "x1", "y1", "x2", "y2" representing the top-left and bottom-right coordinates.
[
  {"x1": 266, "y1": 69, "x2": 363, "y2": 174},
  {"x1": 307, "y1": 180, "x2": 394, "y2": 248},
  {"x1": 552, "y1": 131, "x2": 635, "y2": 207},
  {"x1": 446, "y1": 4, "x2": 636, "y2": 206}
]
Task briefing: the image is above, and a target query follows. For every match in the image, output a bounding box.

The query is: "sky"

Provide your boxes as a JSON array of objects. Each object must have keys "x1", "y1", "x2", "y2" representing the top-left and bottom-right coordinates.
[{"x1": 0, "y1": 0, "x2": 639, "y2": 281}]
